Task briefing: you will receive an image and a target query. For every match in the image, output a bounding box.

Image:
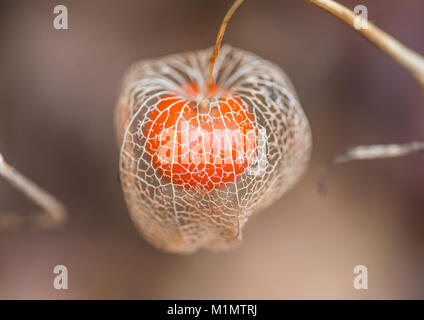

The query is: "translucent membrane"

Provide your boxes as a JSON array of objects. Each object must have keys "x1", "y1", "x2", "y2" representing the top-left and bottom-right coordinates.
[{"x1": 115, "y1": 45, "x2": 312, "y2": 253}]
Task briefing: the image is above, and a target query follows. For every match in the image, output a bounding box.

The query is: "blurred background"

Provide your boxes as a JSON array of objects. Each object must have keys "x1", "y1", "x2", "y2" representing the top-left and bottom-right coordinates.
[{"x1": 0, "y1": 0, "x2": 423, "y2": 299}]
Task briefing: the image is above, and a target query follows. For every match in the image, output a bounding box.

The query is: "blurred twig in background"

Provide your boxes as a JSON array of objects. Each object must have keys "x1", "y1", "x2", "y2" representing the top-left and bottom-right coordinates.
[
  {"x1": 0, "y1": 152, "x2": 67, "y2": 232},
  {"x1": 306, "y1": 0, "x2": 424, "y2": 90},
  {"x1": 318, "y1": 142, "x2": 424, "y2": 194},
  {"x1": 306, "y1": 0, "x2": 424, "y2": 188}
]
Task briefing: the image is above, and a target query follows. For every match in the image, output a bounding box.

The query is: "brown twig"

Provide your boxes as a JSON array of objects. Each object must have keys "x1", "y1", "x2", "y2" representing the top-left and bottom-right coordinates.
[
  {"x1": 306, "y1": 0, "x2": 424, "y2": 192},
  {"x1": 0, "y1": 152, "x2": 67, "y2": 232},
  {"x1": 306, "y1": 0, "x2": 424, "y2": 90},
  {"x1": 206, "y1": 0, "x2": 246, "y2": 93},
  {"x1": 317, "y1": 142, "x2": 424, "y2": 194}
]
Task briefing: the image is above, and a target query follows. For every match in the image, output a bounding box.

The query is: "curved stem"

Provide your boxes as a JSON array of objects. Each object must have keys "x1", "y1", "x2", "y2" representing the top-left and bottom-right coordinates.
[
  {"x1": 0, "y1": 152, "x2": 67, "y2": 232},
  {"x1": 306, "y1": 0, "x2": 424, "y2": 90},
  {"x1": 206, "y1": 0, "x2": 245, "y2": 93},
  {"x1": 307, "y1": 0, "x2": 424, "y2": 192}
]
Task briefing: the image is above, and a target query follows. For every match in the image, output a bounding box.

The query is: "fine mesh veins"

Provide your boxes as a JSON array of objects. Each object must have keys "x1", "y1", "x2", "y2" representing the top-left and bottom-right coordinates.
[{"x1": 115, "y1": 45, "x2": 312, "y2": 253}]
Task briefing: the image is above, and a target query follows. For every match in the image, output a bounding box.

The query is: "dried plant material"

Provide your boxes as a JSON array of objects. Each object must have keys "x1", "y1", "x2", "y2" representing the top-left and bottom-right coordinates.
[
  {"x1": 0, "y1": 152, "x2": 67, "y2": 232},
  {"x1": 317, "y1": 142, "x2": 424, "y2": 194},
  {"x1": 207, "y1": 0, "x2": 245, "y2": 92},
  {"x1": 306, "y1": 0, "x2": 424, "y2": 90},
  {"x1": 307, "y1": 0, "x2": 424, "y2": 189},
  {"x1": 115, "y1": 46, "x2": 312, "y2": 253}
]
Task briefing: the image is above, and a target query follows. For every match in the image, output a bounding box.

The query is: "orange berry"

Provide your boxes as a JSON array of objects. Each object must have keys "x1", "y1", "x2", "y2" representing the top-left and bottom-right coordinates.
[{"x1": 144, "y1": 83, "x2": 256, "y2": 190}]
